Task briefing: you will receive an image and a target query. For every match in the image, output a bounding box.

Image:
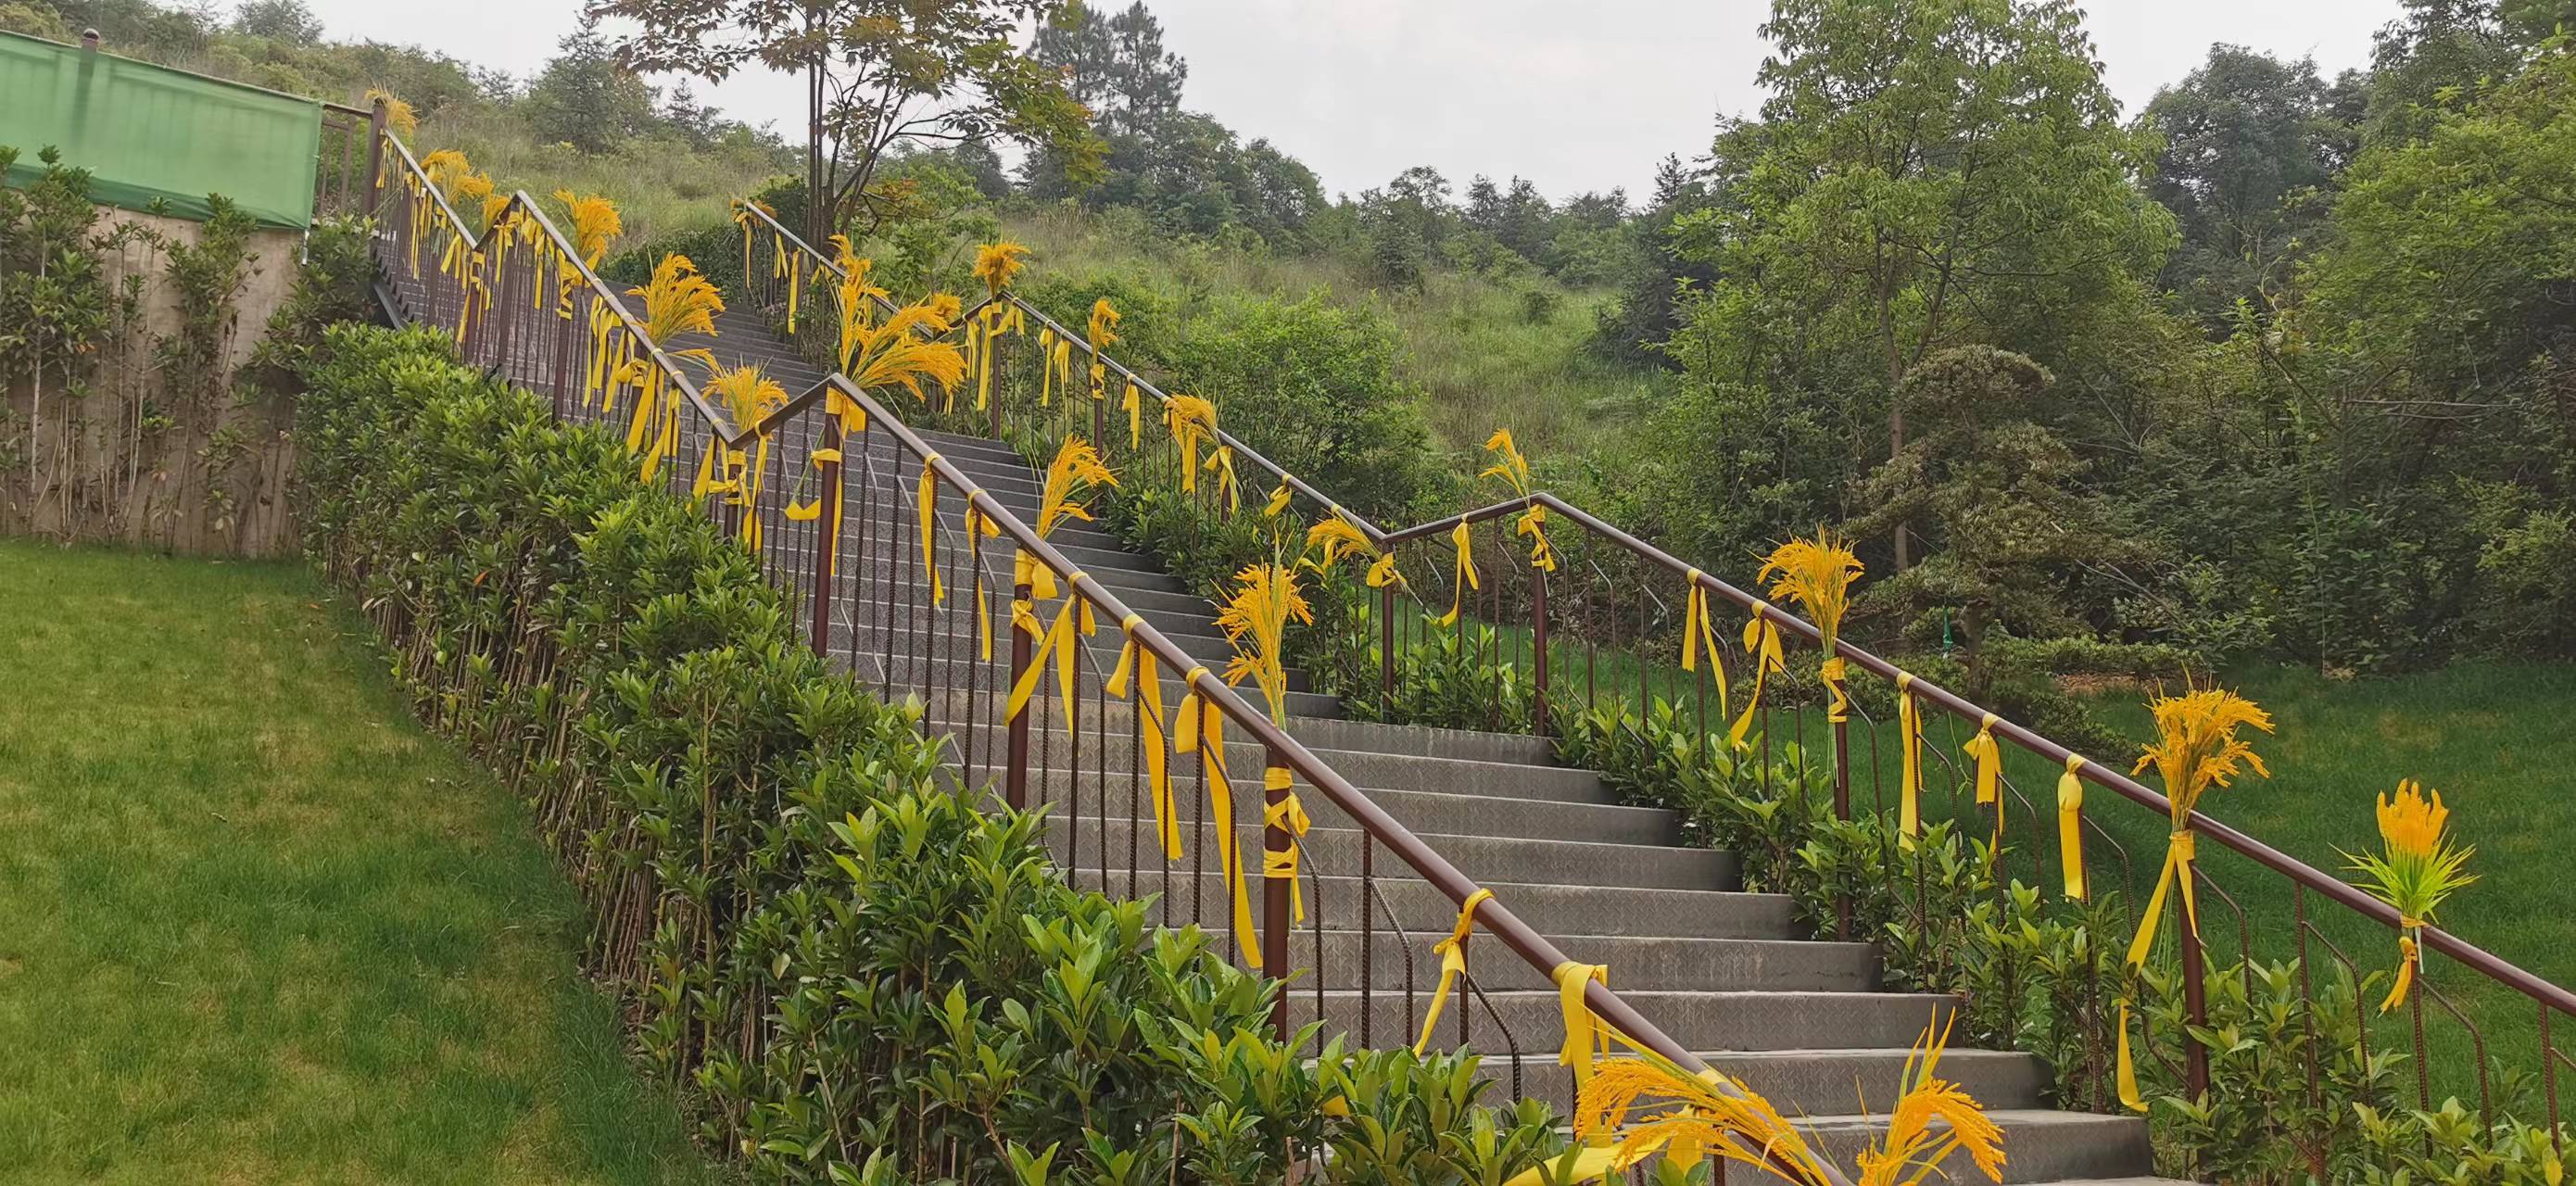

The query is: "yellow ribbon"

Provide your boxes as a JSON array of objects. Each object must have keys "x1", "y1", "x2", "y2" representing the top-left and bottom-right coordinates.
[
  {"x1": 1265, "y1": 484, "x2": 1292, "y2": 518},
  {"x1": 2382, "y1": 926, "x2": 2421, "y2": 1013},
  {"x1": 1727, "y1": 607, "x2": 1785, "y2": 750},
  {"x1": 1038, "y1": 327, "x2": 1057, "y2": 405},
  {"x1": 1821, "y1": 655, "x2": 1850, "y2": 725},
  {"x1": 1205, "y1": 446, "x2": 1240, "y2": 513},
  {"x1": 1260, "y1": 765, "x2": 1309, "y2": 921},
  {"x1": 1414, "y1": 888, "x2": 1495, "y2": 1054},
  {"x1": 1366, "y1": 552, "x2": 1404, "y2": 590},
  {"x1": 1105, "y1": 616, "x2": 1179, "y2": 859},
  {"x1": 917, "y1": 455, "x2": 944, "y2": 605},
  {"x1": 1004, "y1": 563, "x2": 1091, "y2": 727},
  {"x1": 1552, "y1": 961, "x2": 1611, "y2": 1093},
  {"x1": 1516, "y1": 504, "x2": 1557, "y2": 572},
  {"x1": 2118, "y1": 826, "x2": 2201, "y2": 1111},
  {"x1": 962, "y1": 497, "x2": 997, "y2": 657},
  {"x1": 1964, "y1": 712, "x2": 2001, "y2": 861},
  {"x1": 1678, "y1": 573, "x2": 1731, "y2": 725},
  {"x1": 1123, "y1": 381, "x2": 1142, "y2": 448},
  {"x1": 1173, "y1": 665, "x2": 1257, "y2": 967},
  {"x1": 2059, "y1": 754, "x2": 2088, "y2": 901},
  {"x1": 1437, "y1": 521, "x2": 1479, "y2": 627},
  {"x1": 1896, "y1": 672, "x2": 1923, "y2": 845}
]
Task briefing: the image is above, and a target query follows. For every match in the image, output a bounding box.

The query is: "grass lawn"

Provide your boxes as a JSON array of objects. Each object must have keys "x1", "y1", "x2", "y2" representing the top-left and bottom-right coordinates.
[{"x1": 0, "y1": 539, "x2": 716, "y2": 1185}]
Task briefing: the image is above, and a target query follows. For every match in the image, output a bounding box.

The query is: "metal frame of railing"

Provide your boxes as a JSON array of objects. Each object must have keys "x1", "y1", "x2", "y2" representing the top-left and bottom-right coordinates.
[
  {"x1": 731, "y1": 182, "x2": 2576, "y2": 1157},
  {"x1": 367, "y1": 120, "x2": 1852, "y2": 1183}
]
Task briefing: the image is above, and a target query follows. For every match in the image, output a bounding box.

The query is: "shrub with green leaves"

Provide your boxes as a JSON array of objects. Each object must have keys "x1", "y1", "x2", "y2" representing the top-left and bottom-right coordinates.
[{"x1": 292, "y1": 322, "x2": 1569, "y2": 1185}]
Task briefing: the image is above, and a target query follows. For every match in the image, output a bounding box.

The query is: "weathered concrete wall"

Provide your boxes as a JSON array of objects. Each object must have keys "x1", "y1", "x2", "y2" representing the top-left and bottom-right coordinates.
[{"x1": 3, "y1": 206, "x2": 309, "y2": 557}]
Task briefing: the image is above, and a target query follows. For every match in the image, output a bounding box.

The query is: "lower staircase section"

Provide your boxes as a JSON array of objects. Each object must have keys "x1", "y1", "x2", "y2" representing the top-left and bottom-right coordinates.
[{"x1": 815, "y1": 431, "x2": 2177, "y2": 1186}]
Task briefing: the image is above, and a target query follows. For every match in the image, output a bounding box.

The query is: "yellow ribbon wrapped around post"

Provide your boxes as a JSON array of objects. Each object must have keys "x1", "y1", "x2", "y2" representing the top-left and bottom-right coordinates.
[
  {"x1": 1437, "y1": 521, "x2": 1478, "y2": 627},
  {"x1": 2117, "y1": 826, "x2": 2200, "y2": 1111},
  {"x1": 1260, "y1": 766, "x2": 1309, "y2": 922},
  {"x1": 1896, "y1": 672, "x2": 1923, "y2": 844},
  {"x1": 1678, "y1": 572, "x2": 1730, "y2": 724},
  {"x1": 2385, "y1": 927, "x2": 2422, "y2": 1013},
  {"x1": 962, "y1": 497, "x2": 998, "y2": 659},
  {"x1": 1123, "y1": 381, "x2": 1142, "y2": 448},
  {"x1": 2059, "y1": 754, "x2": 2089, "y2": 901},
  {"x1": 1205, "y1": 446, "x2": 1240, "y2": 513},
  {"x1": 1727, "y1": 607, "x2": 1786, "y2": 750},
  {"x1": 1552, "y1": 961, "x2": 1611, "y2": 1093},
  {"x1": 917, "y1": 455, "x2": 945, "y2": 605},
  {"x1": 1964, "y1": 712, "x2": 2002, "y2": 860},
  {"x1": 1004, "y1": 561, "x2": 1091, "y2": 727},
  {"x1": 1414, "y1": 888, "x2": 1495, "y2": 1054},
  {"x1": 1174, "y1": 666, "x2": 1259, "y2": 968},
  {"x1": 1104, "y1": 617, "x2": 1179, "y2": 858},
  {"x1": 1820, "y1": 655, "x2": 1850, "y2": 725}
]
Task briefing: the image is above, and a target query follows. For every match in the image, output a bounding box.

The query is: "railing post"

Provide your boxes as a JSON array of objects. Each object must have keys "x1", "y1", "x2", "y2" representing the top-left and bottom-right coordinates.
[
  {"x1": 1262, "y1": 743, "x2": 1293, "y2": 1042},
  {"x1": 1004, "y1": 580, "x2": 1033, "y2": 811},
  {"x1": 1832, "y1": 717, "x2": 1851, "y2": 940},
  {"x1": 2180, "y1": 861, "x2": 2211, "y2": 1099},
  {"x1": 1379, "y1": 583, "x2": 1396, "y2": 713},
  {"x1": 809, "y1": 419, "x2": 844, "y2": 657},
  {"x1": 1530, "y1": 562, "x2": 1549, "y2": 738},
  {"x1": 362, "y1": 98, "x2": 386, "y2": 217}
]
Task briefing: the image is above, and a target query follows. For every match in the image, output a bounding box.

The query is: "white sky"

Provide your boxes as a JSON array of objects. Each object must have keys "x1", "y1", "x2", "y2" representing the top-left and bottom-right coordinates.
[{"x1": 297, "y1": 0, "x2": 2401, "y2": 202}]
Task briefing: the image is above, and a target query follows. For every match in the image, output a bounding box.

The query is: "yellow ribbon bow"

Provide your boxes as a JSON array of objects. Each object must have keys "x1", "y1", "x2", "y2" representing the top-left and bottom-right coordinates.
[
  {"x1": 1727, "y1": 607, "x2": 1786, "y2": 750},
  {"x1": 1104, "y1": 616, "x2": 1180, "y2": 860},
  {"x1": 1678, "y1": 573, "x2": 1731, "y2": 725},
  {"x1": 1414, "y1": 888, "x2": 1495, "y2": 1054},
  {"x1": 1437, "y1": 521, "x2": 1479, "y2": 627},
  {"x1": 1552, "y1": 961, "x2": 1611, "y2": 1092},
  {"x1": 2059, "y1": 754, "x2": 2088, "y2": 901},
  {"x1": 1896, "y1": 672, "x2": 1923, "y2": 845},
  {"x1": 1174, "y1": 666, "x2": 1258, "y2": 967},
  {"x1": 964, "y1": 498, "x2": 999, "y2": 659},
  {"x1": 1964, "y1": 712, "x2": 2002, "y2": 861},
  {"x1": 1260, "y1": 765, "x2": 1309, "y2": 921}
]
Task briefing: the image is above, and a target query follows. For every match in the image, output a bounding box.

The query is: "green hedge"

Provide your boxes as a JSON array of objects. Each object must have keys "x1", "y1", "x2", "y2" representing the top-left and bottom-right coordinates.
[{"x1": 290, "y1": 323, "x2": 1572, "y2": 1185}]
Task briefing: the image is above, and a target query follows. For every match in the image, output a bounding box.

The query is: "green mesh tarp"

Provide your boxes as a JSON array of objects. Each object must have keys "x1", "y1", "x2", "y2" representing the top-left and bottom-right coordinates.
[{"x1": 0, "y1": 30, "x2": 321, "y2": 228}]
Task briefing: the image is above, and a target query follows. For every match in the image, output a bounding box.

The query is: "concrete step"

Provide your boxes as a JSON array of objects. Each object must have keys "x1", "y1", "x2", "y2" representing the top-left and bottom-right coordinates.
[
  {"x1": 832, "y1": 639, "x2": 1331, "y2": 713},
  {"x1": 1047, "y1": 816, "x2": 1736, "y2": 893},
  {"x1": 1010, "y1": 755, "x2": 1675, "y2": 846},
  {"x1": 1501, "y1": 1045, "x2": 2047, "y2": 1118},
  {"x1": 1070, "y1": 868, "x2": 1798, "y2": 941},
  {"x1": 1305, "y1": 989, "x2": 1959, "y2": 1057},
  {"x1": 1283, "y1": 716, "x2": 1559, "y2": 765},
  {"x1": 1786, "y1": 1109, "x2": 2153, "y2": 1185},
  {"x1": 927, "y1": 713, "x2": 1611, "y2": 807},
  {"x1": 1312, "y1": 931, "x2": 1880, "y2": 997}
]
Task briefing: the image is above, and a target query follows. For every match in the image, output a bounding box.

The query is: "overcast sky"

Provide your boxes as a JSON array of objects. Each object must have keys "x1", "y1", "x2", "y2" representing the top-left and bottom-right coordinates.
[{"x1": 300, "y1": 0, "x2": 2402, "y2": 202}]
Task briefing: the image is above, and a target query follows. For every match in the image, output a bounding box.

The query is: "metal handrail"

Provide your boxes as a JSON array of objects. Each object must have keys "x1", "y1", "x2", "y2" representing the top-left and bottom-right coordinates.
[{"x1": 1390, "y1": 491, "x2": 2576, "y2": 1021}]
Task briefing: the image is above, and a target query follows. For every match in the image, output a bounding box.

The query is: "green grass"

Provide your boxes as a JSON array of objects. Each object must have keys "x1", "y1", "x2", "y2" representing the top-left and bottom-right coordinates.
[
  {"x1": 420, "y1": 108, "x2": 796, "y2": 246},
  {"x1": 0, "y1": 540, "x2": 716, "y2": 1185}
]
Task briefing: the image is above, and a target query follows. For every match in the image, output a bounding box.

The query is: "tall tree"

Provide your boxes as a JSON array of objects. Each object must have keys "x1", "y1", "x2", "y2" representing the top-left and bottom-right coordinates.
[
  {"x1": 2139, "y1": 44, "x2": 2352, "y2": 331},
  {"x1": 524, "y1": 21, "x2": 663, "y2": 155},
  {"x1": 1673, "y1": 0, "x2": 2173, "y2": 566},
  {"x1": 593, "y1": 0, "x2": 1098, "y2": 245},
  {"x1": 1032, "y1": 1, "x2": 1186, "y2": 136}
]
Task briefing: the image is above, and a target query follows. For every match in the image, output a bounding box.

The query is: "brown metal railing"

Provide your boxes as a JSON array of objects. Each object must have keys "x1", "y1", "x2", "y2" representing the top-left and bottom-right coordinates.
[
  {"x1": 371, "y1": 123, "x2": 1849, "y2": 1181},
  {"x1": 730, "y1": 188, "x2": 2576, "y2": 1150}
]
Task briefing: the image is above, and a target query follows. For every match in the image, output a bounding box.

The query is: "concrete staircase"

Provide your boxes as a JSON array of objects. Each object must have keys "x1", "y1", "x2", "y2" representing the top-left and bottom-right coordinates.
[{"x1": 378, "y1": 259, "x2": 2182, "y2": 1185}]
